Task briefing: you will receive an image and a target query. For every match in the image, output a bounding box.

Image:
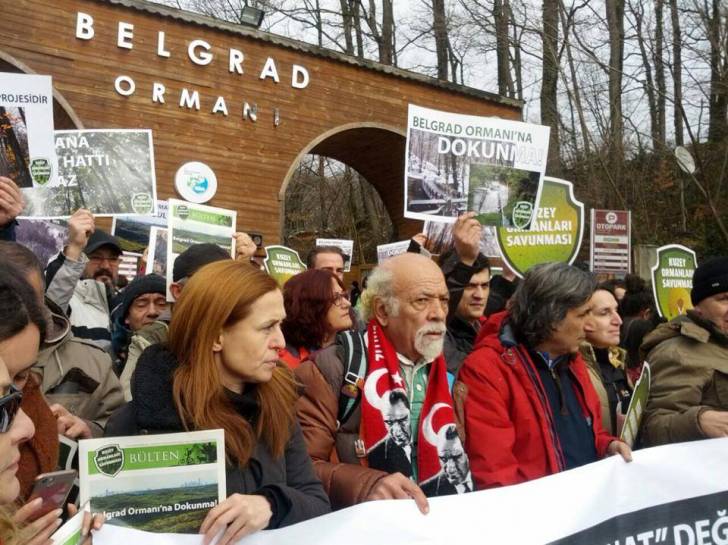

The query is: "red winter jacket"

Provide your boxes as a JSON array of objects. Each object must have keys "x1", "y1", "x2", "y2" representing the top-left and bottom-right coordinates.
[{"x1": 454, "y1": 312, "x2": 617, "y2": 490}]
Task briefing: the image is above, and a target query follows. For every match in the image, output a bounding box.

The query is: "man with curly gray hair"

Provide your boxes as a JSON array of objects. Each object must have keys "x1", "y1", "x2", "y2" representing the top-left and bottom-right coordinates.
[{"x1": 454, "y1": 262, "x2": 632, "y2": 490}]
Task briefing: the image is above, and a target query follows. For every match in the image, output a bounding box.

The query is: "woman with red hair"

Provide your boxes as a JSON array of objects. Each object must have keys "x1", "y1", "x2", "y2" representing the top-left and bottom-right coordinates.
[{"x1": 280, "y1": 269, "x2": 353, "y2": 369}]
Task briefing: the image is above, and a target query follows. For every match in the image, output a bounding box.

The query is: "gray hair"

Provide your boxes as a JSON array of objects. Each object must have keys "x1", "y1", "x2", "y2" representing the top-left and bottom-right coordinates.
[
  {"x1": 509, "y1": 262, "x2": 597, "y2": 347},
  {"x1": 359, "y1": 267, "x2": 400, "y2": 322}
]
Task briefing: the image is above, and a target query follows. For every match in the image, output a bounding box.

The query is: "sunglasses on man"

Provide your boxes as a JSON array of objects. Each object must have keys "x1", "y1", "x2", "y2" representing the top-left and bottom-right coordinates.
[{"x1": 0, "y1": 384, "x2": 22, "y2": 433}]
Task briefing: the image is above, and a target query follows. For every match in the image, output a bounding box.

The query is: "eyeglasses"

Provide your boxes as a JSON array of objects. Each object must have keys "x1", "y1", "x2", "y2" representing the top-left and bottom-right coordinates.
[
  {"x1": 409, "y1": 295, "x2": 450, "y2": 312},
  {"x1": 331, "y1": 292, "x2": 350, "y2": 308},
  {"x1": 88, "y1": 255, "x2": 120, "y2": 264},
  {"x1": 0, "y1": 384, "x2": 22, "y2": 433}
]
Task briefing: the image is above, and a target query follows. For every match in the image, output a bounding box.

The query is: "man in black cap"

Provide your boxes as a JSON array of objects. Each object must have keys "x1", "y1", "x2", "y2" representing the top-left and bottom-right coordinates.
[
  {"x1": 641, "y1": 257, "x2": 728, "y2": 446},
  {"x1": 45, "y1": 209, "x2": 122, "y2": 352},
  {"x1": 119, "y1": 244, "x2": 232, "y2": 400},
  {"x1": 110, "y1": 274, "x2": 167, "y2": 399}
]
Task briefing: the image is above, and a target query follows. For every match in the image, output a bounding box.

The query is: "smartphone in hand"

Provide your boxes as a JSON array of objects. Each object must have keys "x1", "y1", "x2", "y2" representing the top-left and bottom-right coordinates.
[{"x1": 28, "y1": 469, "x2": 77, "y2": 519}]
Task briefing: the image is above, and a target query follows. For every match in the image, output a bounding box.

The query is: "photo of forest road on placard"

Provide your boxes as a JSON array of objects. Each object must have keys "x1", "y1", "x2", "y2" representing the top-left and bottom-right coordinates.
[
  {"x1": 89, "y1": 468, "x2": 220, "y2": 533},
  {"x1": 113, "y1": 215, "x2": 167, "y2": 253},
  {"x1": 467, "y1": 165, "x2": 541, "y2": 229},
  {"x1": 0, "y1": 106, "x2": 32, "y2": 188},
  {"x1": 21, "y1": 130, "x2": 156, "y2": 218}
]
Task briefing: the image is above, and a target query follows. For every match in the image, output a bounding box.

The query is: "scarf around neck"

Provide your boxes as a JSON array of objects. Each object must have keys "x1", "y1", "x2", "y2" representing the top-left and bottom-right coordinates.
[{"x1": 360, "y1": 320, "x2": 472, "y2": 494}]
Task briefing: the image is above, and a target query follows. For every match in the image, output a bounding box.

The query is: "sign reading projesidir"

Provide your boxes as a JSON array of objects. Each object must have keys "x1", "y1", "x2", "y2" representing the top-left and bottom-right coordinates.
[
  {"x1": 403, "y1": 104, "x2": 550, "y2": 228},
  {"x1": 315, "y1": 238, "x2": 354, "y2": 272},
  {"x1": 0, "y1": 73, "x2": 58, "y2": 189},
  {"x1": 590, "y1": 209, "x2": 631, "y2": 274},
  {"x1": 264, "y1": 245, "x2": 306, "y2": 286},
  {"x1": 175, "y1": 161, "x2": 217, "y2": 204},
  {"x1": 495, "y1": 177, "x2": 584, "y2": 278},
  {"x1": 651, "y1": 244, "x2": 697, "y2": 321}
]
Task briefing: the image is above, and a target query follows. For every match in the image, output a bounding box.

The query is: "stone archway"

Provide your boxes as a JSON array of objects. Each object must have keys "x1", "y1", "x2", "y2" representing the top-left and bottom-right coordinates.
[
  {"x1": 0, "y1": 51, "x2": 84, "y2": 131},
  {"x1": 279, "y1": 122, "x2": 422, "y2": 242}
]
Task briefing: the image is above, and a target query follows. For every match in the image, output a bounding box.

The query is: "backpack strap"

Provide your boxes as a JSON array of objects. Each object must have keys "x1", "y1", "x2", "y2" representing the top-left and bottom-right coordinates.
[{"x1": 336, "y1": 330, "x2": 368, "y2": 426}]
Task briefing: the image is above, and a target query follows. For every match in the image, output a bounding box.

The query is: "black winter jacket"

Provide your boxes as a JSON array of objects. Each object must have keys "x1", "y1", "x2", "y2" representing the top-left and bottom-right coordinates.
[{"x1": 105, "y1": 344, "x2": 330, "y2": 529}]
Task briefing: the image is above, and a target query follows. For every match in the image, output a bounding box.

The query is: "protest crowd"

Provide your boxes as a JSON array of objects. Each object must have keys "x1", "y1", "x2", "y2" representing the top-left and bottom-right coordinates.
[{"x1": 0, "y1": 156, "x2": 727, "y2": 545}]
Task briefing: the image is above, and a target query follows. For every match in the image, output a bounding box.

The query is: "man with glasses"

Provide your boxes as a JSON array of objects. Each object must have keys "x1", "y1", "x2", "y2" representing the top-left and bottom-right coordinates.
[
  {"x1": 296, "y1": 253, "x2": 471, "y2": 512},
  {"x1": 45, "y1": 209, "x2": 122, "y2": 352}
]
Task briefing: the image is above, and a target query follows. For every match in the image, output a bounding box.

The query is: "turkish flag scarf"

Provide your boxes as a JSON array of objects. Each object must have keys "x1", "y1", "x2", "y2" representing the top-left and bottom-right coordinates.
[{"x1": 360, "y1": 319, "x2": 469, "y2": 489}]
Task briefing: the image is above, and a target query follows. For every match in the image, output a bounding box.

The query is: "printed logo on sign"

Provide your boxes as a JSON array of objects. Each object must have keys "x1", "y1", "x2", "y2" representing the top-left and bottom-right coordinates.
[
  {"x1": 94, "y1": 445, "x2": 124, "y2": 477},
  {"x1": 30, "y1": 158, "x2": 52, "y2": 186},
  {"x1": 512, "y1": 202, "x2": 534, "y2": 230},
  {"x1": 177, "y1": 205, "x2": 190, "y2": 220},
  {"x1": 606, "y1": 212, "x2": 618, "y2": 224},
  {"x1": 131, "y1": 193, "x2": 154, "y2": 214},
  {"x1": 187, "y1": 175, "x2": 209, "y2": 195}
]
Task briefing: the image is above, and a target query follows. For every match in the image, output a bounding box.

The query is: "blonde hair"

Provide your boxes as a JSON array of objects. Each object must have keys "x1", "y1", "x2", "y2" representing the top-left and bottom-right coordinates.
[{"x1": 0, "y1": 505, "x2": 23, "y2": 545}]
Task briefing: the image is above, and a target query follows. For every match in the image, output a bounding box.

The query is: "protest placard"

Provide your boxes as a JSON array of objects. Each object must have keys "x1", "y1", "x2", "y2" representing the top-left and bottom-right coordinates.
[
  {"x1": 404, "y1": 104, "x2": 549, "y2": 227},
  {"x1": 51, "y1": 503, "x2": 88, "y2": 545},
  {"x1": 22, "y1": 129, "x2": 157, "y2": 218},
  {"x1": 590, "y1": 209, "x2": 631, "y2": 274},
  {"x1": 0, "y1": 72, "x2": 58, "y2": 189},
  {"x1": 94, "y1": 439, "x2": 728, "y2": 545},
  {"x1": 166, "y1": 199, "x2": 236, "y2": 299},
  {"x1": 651, "y1": 244, "x2": 697, "y2": 321},
  {"x1": 316, "y1": 238, "x2": 354, "y2": 271},
  {"x1": 377, "y1": 240, "x2": 411, "y2": 263},
  {"x1": 112, "y1": 201, "x2": 168, "y2": 253},
  {"x1": 496, "y1": 177, "x2": 584, "y2": 278},
  {"x1": 79, "y1": 430, "x2": 226, "y2": 534},
  {"x1": 423, "y1": 220, "x2": 501, "y2": 258},
  {"x1": 15, "y1": 218, "x2": 67, "y2": 267},
  {"x1": 146, "y1": 226, "x2": 168, "y2": 277},
  {"x1": 620, "y1": 363, "x2": 651, "y2": 448},
  {"x1": 118, "y1": 252, "x2": 141, "y2": 282},
  {"x1": 264, "y1": 245, "x2": 306, "y2": 286}
]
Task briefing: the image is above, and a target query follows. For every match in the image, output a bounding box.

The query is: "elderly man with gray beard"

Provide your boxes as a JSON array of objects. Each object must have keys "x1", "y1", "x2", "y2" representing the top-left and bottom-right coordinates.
[
  {"x1": 295, "y1": 253, "x2": 472, "y2": 513},
  {"x1": 454, "y1": 262, "x2": 632, "y2": 490}
]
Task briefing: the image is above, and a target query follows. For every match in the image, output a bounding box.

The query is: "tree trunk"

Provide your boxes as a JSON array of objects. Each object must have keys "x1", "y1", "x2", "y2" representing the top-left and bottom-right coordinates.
[
  {"x1": 654, "y1": 0, "x2": 666, "y2": 149},
  {"x1": 352, "y1": 0, "x2": 365, "y2": 58},
  {"x1": 707, "y1": 0, "x2": 727, "y2": 142},
  {"x1": 632, "y1": 0, "x2": 659, "y2": 150},
  {"x1": 541, "y1": 0, "x2": 561, "y2": 174},
  {"x1": 606, "y1": 0, "x2": 625, "y2": 188},
  {"x1": 433, "y1": 0, "x2": 449, "y2": 80},
  {"x1": 669, "y1": 0, "x2": 684, "y2": 146},
  {"x1": 340, "y1": 0, "x2": 355, "y2": 55},
  {"x1": 380, "y1": 0, "x2": 394, "y2": 65},
  {"x1": 495, "y1": 0, "x2": 511, "y2": 95}
]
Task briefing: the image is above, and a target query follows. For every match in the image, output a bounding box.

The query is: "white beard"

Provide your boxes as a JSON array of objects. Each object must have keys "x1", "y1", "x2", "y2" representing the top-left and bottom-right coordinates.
[{"x1": 414, "y1": 322, "x2": 446, "y2": 361}]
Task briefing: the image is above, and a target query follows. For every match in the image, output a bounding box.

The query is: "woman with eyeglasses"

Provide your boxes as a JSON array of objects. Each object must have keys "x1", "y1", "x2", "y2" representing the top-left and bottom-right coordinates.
[
  {"x1": 0, "y1": 264, "x2": 103, "y2": 544},
  {"x1": 105, "y1": 260, "x2": 329, "y2": 545},
  {"x1": 279, "y1": 269, "x2": 354, "y2": 369}
]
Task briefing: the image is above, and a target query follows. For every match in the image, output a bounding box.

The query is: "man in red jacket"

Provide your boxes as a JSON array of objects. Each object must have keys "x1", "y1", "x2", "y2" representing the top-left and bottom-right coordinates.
[{"x1": 454, "y1": 262, "x2": 632, "y2": 490}]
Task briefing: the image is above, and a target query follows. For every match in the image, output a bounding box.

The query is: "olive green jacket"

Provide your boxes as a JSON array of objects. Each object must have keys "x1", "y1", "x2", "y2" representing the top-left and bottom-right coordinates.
[{"x1": 640, "y1": 311, "x2": 728, "y2": 447}]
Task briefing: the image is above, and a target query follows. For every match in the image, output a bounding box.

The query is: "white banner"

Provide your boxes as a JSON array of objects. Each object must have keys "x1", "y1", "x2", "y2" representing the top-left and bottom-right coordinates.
[{"x1": 95, "y1": 439, "x2": 728, "y2": 545}]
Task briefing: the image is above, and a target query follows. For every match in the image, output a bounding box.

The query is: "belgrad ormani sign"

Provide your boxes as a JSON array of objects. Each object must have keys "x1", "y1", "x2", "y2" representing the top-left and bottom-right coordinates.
[
  {"x1": 2, "y1": 0, "x2": 521, "y2": 245},
  {"x1": 75, "y1": 12, "x2": 309, "y2": 124}
]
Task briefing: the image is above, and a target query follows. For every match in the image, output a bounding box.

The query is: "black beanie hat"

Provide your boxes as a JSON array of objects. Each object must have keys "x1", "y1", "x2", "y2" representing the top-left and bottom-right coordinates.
[
  {"x1": 172, "y1": 244, "x2": 231, "y2": 282},
  {"x1": 691, "y1": 257, "x2": 728, "y2": 306},
  {"x1": 113, "y1": 274, "x2": 167, "y2": 320}
]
